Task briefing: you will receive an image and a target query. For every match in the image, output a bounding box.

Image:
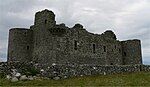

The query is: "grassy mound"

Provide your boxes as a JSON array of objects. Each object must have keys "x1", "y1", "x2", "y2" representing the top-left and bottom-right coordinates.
[{"x1": 0, "y1": 71, "x2": 150, "y2": 86}]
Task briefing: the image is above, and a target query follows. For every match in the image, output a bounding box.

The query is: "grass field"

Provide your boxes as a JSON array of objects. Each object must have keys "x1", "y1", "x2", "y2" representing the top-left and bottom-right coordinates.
[{"x1": 0, "y1": 71, "x2": 150, "y2": 86}]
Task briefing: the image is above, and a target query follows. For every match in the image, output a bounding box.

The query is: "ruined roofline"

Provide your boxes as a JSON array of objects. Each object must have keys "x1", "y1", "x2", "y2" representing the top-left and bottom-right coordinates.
[
  {"x1": 9, "y1": 9, "x2": 132, "y2": 42},
  {"x1": 55, "y1": 23, "x2": 117, "y2": 38},
  {"x1": 33, "y1": 9, "x2": 118, "y2": 39}
]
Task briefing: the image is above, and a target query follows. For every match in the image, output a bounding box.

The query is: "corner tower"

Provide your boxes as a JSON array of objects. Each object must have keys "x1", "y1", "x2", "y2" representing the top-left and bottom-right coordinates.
[
  {"x1": 121, "y1": 39, "x2": 142, "y2": 65},
  {"x1": 7, "y1": 28, "x2": 33, "y2": 63}
]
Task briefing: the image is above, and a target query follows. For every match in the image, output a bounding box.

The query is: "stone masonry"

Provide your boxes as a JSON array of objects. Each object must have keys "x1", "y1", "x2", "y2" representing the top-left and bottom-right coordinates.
[{"x1": 6, "y1": 9, "x2": 143, "y2": 78}]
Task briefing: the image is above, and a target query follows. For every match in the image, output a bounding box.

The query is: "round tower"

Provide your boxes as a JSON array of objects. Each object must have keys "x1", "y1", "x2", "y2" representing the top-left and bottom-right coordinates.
[
  {"x1": 34, "y1": 9, "x2": 56, "y2": 27},
  {"x1": 121, "y1": 39, "x2": 142, "y2": 65},
  {"x1": 7, "y1": 28, "x2": 33, "y2": 63},
  {"x1": 102, "y1": 30, "x2": 117, "y2": 40},
  {"x1": 31, "y1": 9, "x2": 57, "y2": 67}
]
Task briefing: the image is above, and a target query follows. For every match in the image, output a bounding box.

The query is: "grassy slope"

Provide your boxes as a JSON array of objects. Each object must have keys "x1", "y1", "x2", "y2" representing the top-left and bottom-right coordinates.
[{"x1": 0, "y1": 71, "x2": 150, "y2": 86}]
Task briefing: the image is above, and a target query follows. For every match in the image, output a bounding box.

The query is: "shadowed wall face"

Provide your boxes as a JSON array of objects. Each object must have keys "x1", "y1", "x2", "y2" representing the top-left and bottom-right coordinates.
[
  {"x1": 121, "y1": 40, "x2": 142, "y2": 65},
  {"x1": 8, "y1": 28, "x2": 33, "y2": 62}
]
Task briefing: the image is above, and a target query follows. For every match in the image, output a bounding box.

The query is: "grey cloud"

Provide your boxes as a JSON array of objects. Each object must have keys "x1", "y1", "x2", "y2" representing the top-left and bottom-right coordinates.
[{"x1": 0, "y1": 0, "x2": 150, "y2": 64}]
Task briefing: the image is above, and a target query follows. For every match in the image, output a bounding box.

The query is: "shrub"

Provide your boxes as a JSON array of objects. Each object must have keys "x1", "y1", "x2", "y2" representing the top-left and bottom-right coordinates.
[{"x1": 25, "y1": 67, "x2": 40, "y2": 76}]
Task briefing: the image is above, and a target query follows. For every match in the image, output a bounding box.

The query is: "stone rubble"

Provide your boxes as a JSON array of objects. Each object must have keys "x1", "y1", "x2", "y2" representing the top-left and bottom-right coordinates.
[
  {"x1": 1, "y1": 62, "x2": 150, "y2": 81},
  {"x1": 11, "y1": 77, "x2": 18, "y2": 82},
  {"x1": 20, "y1": 75, "x2": 28, "y2": 81}
]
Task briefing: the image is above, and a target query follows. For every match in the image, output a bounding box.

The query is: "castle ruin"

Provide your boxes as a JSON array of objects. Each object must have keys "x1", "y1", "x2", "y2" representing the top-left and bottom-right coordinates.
[
  {"x1": 8, "y1": 9, "x2": 142, "y2": 67},
  {"x1": 6, "y1": 9, "x2": 144, "y2": 77}
]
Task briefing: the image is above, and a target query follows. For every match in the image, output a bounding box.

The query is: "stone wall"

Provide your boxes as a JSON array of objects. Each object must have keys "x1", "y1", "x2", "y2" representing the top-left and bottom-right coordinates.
[
  {"x1": 0, "y1": 62, "x2": 9, "y2": 74},
  {"x1": 1, "y1": 62, "x2": 150, "y2": 79},
  {"x1": 142, "y1": 65, "x2": 150, "y2": 71},
  {"x1": 33, "y1": 64, "x2": 150, "y2": 78},
  {"x1": 36, "y1": 64, "x2": 141, "y2": 78}
]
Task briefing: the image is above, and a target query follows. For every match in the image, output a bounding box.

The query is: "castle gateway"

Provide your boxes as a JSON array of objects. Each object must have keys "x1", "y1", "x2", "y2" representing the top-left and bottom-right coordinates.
[{"x1": 7, "y1": 9, "x2": 142, "y2": 68}]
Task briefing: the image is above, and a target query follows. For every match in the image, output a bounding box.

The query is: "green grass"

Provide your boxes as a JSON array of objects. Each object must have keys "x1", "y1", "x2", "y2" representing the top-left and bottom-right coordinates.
[{"x1": 0, "y1": 71, "x2": 150, "y2": 86}]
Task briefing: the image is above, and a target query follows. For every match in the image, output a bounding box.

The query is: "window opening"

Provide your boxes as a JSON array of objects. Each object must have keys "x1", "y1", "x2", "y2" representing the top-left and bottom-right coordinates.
[
  {"x1": 74, "y1": 40, "x2": 77, "y2": 50},
  {"x1": 123, "y1": 57, "x2": 125, "y2": 65},
  {"x1": 119, "y1": 49, "x2": 121, "y2": 53},
  {"x1": 124, "y1": 52, "x2": 126, "y2": 56},
  {"x1": 93, "y1": 44, "x2": 96, "y2": 53},
  {"x1": 27, "y1": 46, "x2": 29, "y2": 50},
  {"x1": 103, "y1": 46, "x2": 106, "y2": 52},
  {"x1": 45, "y1": 19, "x2": 47, "y2": 24}
]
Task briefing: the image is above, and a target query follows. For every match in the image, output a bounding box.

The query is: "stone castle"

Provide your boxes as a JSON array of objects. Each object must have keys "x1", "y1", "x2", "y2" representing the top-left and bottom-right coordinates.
[
  {"x1": 5, "y1": 9, "x2": 146, "y2": 78},
  {"x1": 8, "y1": 9, "x2": 142, "y2": 68}
]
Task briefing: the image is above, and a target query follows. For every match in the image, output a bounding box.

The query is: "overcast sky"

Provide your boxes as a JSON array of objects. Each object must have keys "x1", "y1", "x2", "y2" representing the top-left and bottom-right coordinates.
[{"x1": 0, "y1": 0, "x2": 150, "y2": 64}]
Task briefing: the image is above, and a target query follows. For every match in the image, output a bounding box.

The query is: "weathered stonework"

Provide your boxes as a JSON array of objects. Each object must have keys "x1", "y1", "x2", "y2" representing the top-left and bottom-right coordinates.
[
  {"x1": 5, "y1": 9, "x2": 144, "y2": 78},
  {"x1": 1, "y1": 62, "x2": 150, "y2": 79}
]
